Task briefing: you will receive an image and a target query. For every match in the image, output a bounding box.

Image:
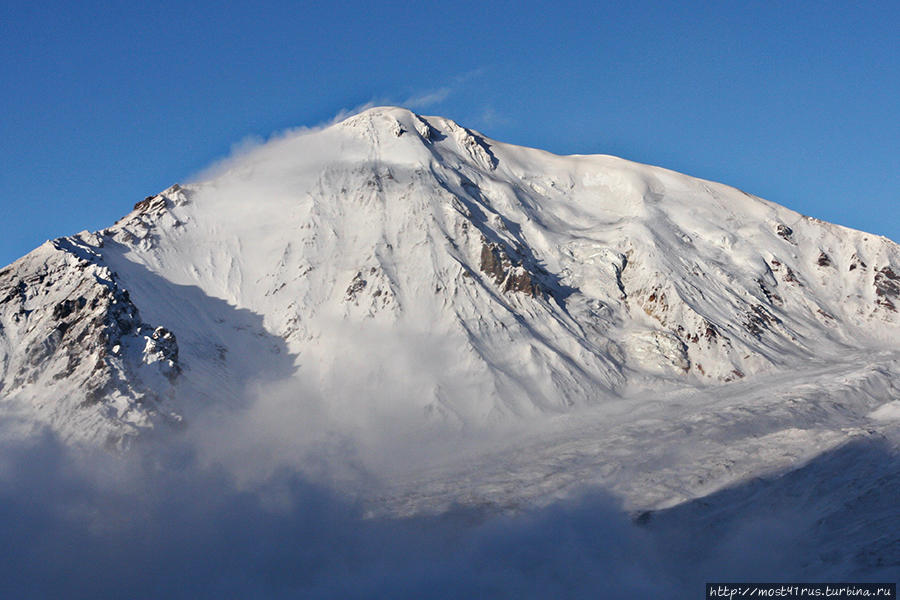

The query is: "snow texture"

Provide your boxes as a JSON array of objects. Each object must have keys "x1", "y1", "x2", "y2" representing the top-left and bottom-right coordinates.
[{"x1": 0, "y1": 107, "x2": 898, "y2": 578}]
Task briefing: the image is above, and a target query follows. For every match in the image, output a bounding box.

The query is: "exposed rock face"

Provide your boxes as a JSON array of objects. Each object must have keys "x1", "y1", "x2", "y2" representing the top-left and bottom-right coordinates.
[
  {"x1": 875, "y1": 266, "x2": 899, "y2": 311},
  {"x1": 776, "y1": 223, "x2": 795, "y2": 243},
  {"x1": 344, "y1": 271, "x2": 368, "y2": 301},
  {"x1": 479, "y1": 241, "x2": 542, "y2": 297},
  {"x1": 1, "y1": 107, "x2": 899, "y2": 443},
  {"x1": 0, "y1": 234, "x2": 180, "y2": 445},
  {"x1": 106, "y1": 184, "x2": 189, "y2": 251},
  {"x1": 143, "y1": 327, "x2": 180, "y2": 381}
]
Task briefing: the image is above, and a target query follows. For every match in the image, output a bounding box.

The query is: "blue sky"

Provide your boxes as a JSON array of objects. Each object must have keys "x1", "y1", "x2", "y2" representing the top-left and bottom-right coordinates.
[{"x1": 1, "y1": 1, "x2": 897, "y2": 266}]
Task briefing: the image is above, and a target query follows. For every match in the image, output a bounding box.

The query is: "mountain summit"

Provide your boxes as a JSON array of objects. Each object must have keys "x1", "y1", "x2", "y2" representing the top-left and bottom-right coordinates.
[{"x1": 1, "y1": 107, "x2": 898, "y2": 451}]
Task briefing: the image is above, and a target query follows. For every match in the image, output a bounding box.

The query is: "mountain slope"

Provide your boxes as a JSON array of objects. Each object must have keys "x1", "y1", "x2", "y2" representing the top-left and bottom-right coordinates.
[{"x1": 1, "y1": 107, "x2": 899, "y2": 449}]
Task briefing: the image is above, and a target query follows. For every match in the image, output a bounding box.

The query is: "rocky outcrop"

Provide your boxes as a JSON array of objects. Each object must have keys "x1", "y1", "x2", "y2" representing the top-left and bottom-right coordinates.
[
  {"x1": 0, "y1": 235, "x2": 181, "y2": 444},
  {"x1": 2, "y1": 107, "x2": 899, "y2": 443},
  {"x1": 343, "y1": 266, "x2": 398, "y2": 316},
  {"x1": 106, "y1": 184, "x2": 189, "y2": 251},
  {"x1": 479, "y1": 241, "x2": 542, "y2": 297},
  {"x1": 776, "y1": 223, "x2": 795, "y2": 244},
  {"x1": 875, "y1": 266, "x2": 899, "y2": 311}
]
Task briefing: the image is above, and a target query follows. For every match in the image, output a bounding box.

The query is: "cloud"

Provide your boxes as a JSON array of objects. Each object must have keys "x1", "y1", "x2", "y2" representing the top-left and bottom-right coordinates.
[
  {"x1": 0, "y1": 394, "x2": 883, "y2": 598},
  {"x1": 0, "y1": 276, "x2": 874, "y2": 596},
  {"x1": 186, "y1": 67, "x2": 494, "y2": 183},
  {"x1": 326, "y1": 100, "x2": 378, "y2": 125},
  {"x1": 401, "y1": 87, "x2": 452, "y2": 109},
  {"x1": 478, "y1": 106, "x2": 512, "y2": 128},
  {"x1": 0, "y1": 429, "x2": 677, "y2": 599},
  {"x1": 398, "y1": 67, "x2": 491, "y2": 111}
]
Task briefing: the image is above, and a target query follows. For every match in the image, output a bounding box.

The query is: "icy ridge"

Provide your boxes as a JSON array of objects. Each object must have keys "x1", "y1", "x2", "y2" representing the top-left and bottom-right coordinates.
[{"x1": 0, "y1": 233, "x2": 181, "y2": 445}]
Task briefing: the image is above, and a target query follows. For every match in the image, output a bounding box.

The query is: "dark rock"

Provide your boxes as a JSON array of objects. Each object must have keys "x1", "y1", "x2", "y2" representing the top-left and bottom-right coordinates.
[
  {"x1": 345, "y1": 272, "x2": 368, "y2": 301},
  {"x1": 776, "y1": 224, "x2": 795, "y2": 243},
  {"x1": 875, "y1": 266, "x2": 899, "y2": 311},
  {"x1": 51, "y1": 297, "x2": 85, "y2": 320},
  {"x1": 479, "y1": 241, "x2": 543, "y2": 297},
  {"x1": 783, "y1": 266, "x2": 800, "y2": 284},
  {"x1": 82, "y1": 383, "x2": 107, "y2": 406},
  {"x1": 1, "y1": 239, "x2": 183, "y2": 423},
  {"x1": 480, "y1": 243, "x2": 507, "y2": 285},
  {"x1": 817, "y1": 308, "x2": 836, "y2": 322},
  {"x1": 0, "y1": 280, "x2": 26, "y2": 305},
  {"x1": 503, "y1": 269, "x2": 540, "y2": 296},
  {"x1": 756, "y1": 278, "x2": 782, "y2": 305},
  {"x1": 150, "y1": 327, "x2": 178, "y2": 361},
  {"x1": 744, "y1": 304, "x2": 780, "y2": 337},
  {"x1": 132, "y1": 194, "x2": 169, "y2": 215},
  {"x1": 52, "y1": 354, "x2": 79, "y2": 380},
  {"x1": 133, "y1": 196, "x2": 156, "y2": 212}
]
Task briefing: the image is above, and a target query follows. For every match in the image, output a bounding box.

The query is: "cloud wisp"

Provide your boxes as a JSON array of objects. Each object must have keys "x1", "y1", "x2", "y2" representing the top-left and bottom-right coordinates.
[{"x1": 187, "y1": 68, "x2": 496, "y2": 183}]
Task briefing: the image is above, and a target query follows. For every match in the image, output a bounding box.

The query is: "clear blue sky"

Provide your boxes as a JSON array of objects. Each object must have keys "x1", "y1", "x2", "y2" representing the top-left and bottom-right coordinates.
[{"x1": 1, "y1": 1, "x2": 897, "y2": 266}]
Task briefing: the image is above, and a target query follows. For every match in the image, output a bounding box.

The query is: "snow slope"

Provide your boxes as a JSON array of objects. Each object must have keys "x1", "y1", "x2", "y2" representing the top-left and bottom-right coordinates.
[{"x1": 1, "y1": 107, "x2": 898, "y2": 555}]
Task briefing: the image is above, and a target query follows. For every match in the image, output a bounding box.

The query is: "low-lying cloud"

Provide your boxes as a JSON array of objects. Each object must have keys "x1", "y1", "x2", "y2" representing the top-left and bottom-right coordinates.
[
  {"x1": 1, "y1": 317, "x2": 892, "y2": 597},
  {"x1": 0, "y1": 407, "x2": 879, "y2": 599},
  {"x1": 0, "y1": 429, "x2": 663, "y2": 599}
]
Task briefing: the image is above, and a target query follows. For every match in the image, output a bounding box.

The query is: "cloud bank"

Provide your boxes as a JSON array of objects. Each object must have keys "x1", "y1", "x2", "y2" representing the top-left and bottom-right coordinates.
[{"x1": 1, "y1": 405, "x2": 887, "y2": 599}]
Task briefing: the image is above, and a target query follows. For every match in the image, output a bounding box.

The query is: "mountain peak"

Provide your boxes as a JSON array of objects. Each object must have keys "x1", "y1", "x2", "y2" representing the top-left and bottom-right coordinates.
[{"x1": 1, "y1": 110, "x2": 898, "y2": 445}]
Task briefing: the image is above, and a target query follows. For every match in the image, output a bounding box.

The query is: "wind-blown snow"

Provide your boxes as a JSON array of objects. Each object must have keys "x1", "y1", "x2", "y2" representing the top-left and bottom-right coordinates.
[{"x1": 0, "y1": 107, "x2": 898, "y2": 584}]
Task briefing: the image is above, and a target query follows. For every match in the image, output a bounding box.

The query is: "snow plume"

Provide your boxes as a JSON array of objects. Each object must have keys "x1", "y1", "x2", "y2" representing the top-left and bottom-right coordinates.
[
  {"x1": 187, "y1": 101, "x2": 376, "y2": 182},
  {"x1": 0, "y1": 285, "x2": 892, "y2": 595},
  {"x1": 189, "y1": 73, "x2": 486, "y2": 182},
  {"x1": 184, "y1": 322, "x2": 518, "y2": 490},
  {"x1": 187, "y1": 123, "x2": 325, "y2": 183},
  {"x1": 3, "y1": 103, "x2": 899, "y2": 594}
]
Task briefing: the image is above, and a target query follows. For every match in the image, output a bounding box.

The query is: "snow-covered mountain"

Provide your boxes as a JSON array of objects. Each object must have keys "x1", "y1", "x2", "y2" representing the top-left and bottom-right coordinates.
[
  {"x1": 1, "y1": 107, "x2": 899, "y2": 551},
  {"x1": 3, "y1": 106, "x2": 897, "y2": 441}
]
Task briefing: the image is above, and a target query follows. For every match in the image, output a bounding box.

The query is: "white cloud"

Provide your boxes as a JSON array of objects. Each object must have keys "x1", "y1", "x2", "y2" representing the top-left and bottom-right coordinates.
[{"x1": 401, "y1": 87, "x2": 451, "y2": 109}]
